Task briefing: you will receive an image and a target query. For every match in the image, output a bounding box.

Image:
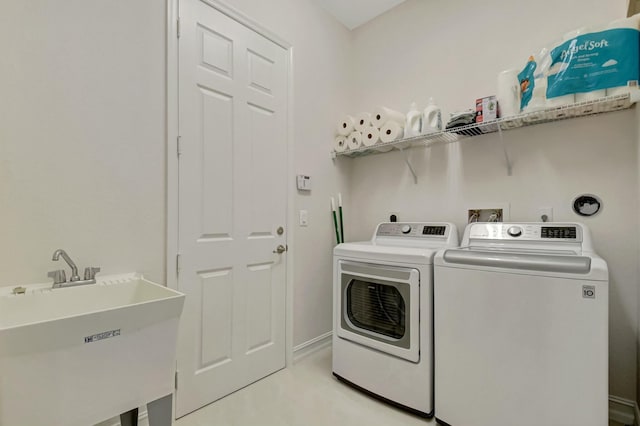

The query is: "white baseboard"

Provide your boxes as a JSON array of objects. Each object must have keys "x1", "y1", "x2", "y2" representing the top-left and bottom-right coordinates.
[
  {"x1": 609, "y1": 395, "x2": 636, "y2": 425},
  {"x1": 293, "y1": 331, "x2": 332, "y2": 363},
  {"x1": 95, "y1": 409, "x2": 148, "y2": 426}
]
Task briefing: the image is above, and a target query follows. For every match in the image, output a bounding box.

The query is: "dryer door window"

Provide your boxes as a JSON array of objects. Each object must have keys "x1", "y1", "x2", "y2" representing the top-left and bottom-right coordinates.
[
  {"x1": 346, "y1": 279, "x2": 406, "y2": 340},
  {"x1": 338, "y1": 261, "x2": 418, "y2": 356}
]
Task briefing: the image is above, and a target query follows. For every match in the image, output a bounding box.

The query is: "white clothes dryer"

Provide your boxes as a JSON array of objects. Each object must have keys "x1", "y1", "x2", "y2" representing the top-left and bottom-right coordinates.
[
  {"x1": 332, "y1": 222, "x2": 459, "y2": 418},
  {"x1": 434, "y1": 223, "x2": 608, "y2": 426}
]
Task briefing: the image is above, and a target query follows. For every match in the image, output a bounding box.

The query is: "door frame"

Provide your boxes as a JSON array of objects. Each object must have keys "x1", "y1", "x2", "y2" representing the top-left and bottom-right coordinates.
[{"x1": 166, "y1": 0, "x2": 295, "y2": 369}]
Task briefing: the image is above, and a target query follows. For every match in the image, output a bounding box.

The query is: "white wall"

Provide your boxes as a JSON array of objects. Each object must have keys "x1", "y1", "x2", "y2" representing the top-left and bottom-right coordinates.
[
  {"x1": 0, "y1": 0, "x2": 351, "y2": 349},
  {"x1": 0, "y1": 0, "x2": 167, "y2": 286},
  {"x1": 348, "y1": 0, "x2": 637, "y2": 400}
]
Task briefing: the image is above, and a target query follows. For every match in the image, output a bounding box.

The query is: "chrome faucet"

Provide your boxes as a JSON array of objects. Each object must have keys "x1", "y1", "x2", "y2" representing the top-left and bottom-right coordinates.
[
  {"x1": 50, "y1": 249, "x2": 100, "y2": 289},
  {"x1": 52, "y1": 249, "x2": 80, "y2": 281}
]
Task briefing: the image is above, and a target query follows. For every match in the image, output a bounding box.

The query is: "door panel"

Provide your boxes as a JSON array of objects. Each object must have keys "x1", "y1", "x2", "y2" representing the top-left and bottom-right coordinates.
[
  {"x1": 177, "y1": 0, "x2": 288, "y2": 417},
  {"x1": 199, "y1": 269, "x2": 233, "y2": 369},
  {"x1": 200, "y1": 87, "x2": 234, "y2": 236}
]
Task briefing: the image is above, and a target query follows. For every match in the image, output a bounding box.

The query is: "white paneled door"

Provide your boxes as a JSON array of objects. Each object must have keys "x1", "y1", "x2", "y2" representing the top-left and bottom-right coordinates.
[{"x1": 176, "y1": 0, "x2": 289, "y2": 417}]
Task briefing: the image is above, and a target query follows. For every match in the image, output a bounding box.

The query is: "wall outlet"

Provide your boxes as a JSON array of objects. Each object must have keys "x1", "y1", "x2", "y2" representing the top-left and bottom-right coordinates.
[{"x1": 467, "y1": 208, "x2": 503, "y2": 223}]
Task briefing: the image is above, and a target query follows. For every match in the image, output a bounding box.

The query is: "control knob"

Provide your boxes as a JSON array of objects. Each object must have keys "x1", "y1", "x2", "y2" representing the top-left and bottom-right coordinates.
[
  {"x1": 401, "y1": 225, "x2": 412, "y2": 234},
  {"x1": 507, "y1": 226, "x2": 522, "y2": 237}
]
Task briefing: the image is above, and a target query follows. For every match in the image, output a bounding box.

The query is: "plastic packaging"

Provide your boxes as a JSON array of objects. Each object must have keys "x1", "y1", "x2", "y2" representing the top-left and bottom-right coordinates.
[
  {"x1": 405, "y1": 102, "x2": 422, "y2": 137},
  {"x1": 516, "y1": 15, "x2": 640, "y2": 110},
  {"x1": 497, "y1": 69, "x2": 521, "y2": 117},
  {"x1": 422, "y1": 98, "x2": 442, "y2": 134}
]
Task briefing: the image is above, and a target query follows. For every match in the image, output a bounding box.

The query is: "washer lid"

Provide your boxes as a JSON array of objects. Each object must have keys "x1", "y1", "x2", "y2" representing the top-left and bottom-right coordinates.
[
  {"x1": 434, "y1": 247, "x2": 608, "y2": 281},
  {"x1": 442, "y1": 248, "x2": 591, "y2": 274},
  {"x1": 334, "y1": 241, "x2": 441, "y2": 264}
]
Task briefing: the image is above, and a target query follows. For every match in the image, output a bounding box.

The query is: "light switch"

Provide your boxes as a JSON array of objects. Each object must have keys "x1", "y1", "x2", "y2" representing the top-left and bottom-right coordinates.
[{"x1": 299, "y1": 210, "x2": 308, "y2": 226}]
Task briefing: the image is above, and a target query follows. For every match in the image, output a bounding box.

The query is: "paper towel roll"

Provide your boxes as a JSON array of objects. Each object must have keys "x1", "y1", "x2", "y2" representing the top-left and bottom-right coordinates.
[
  {"x1": 337, "y1": 115, "x2": 355, "y2": 136},
  {"x1": 362, "y1": 126, "x2": 380, "y2": 147},
  {"x1": 606, "y1": 15, "x2": 640, "y2": 97},
  {"x1": 497, "y1": 69, "x2": 521, "y2": 117},
  {"x1": 347, "y1": 131, "x2": 363, "y2": 150},
  {"x1": 354, "y1": 112, "x2": 372, "y2": 132},
  {"x1": 334, "y1": 136, "x2": 347, "y2": 153},
  {"x1": 380, "y1": 121, "x2": 405, "y2": 144},
  {"x1": 372, "y1": 106, "x2": 405, "y2": 128}
]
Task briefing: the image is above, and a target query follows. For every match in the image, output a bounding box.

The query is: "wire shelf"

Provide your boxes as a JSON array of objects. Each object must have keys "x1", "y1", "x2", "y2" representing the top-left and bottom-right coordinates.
[{"x1": 333, "y1": 93, "x2": 635, "y2": 158}]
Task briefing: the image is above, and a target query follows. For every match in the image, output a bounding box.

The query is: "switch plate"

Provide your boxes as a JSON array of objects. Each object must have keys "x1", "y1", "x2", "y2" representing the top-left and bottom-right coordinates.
[
  {"x1": 299, "y1": 210, "x2": 308, "y2": 227},
  {"x1": 296, "y1": 175, "x2": 311, "y2": 191}
]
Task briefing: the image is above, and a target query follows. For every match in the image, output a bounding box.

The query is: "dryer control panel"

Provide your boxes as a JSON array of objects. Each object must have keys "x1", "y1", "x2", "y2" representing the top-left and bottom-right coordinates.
[
  {"x1": 468, "y1": 223, "x2": 583, "y2": 242},
  {"x1": 376, "y1": 222, "x2": 449, "y2": 239}
]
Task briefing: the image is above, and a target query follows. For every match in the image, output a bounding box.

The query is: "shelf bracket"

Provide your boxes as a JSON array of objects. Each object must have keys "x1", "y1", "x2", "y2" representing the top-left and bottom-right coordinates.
[
  {"x1": 497, "y1": 124, "x2": 513, "y2": 176},
  {"x1": 398, "y1": 146, "x2": 418, "y2": 184}
]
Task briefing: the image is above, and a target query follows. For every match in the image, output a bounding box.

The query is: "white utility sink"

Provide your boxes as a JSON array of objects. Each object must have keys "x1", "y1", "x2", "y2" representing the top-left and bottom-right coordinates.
[{"x1": 0, "y1": 273, "x2": 185, "y2": 426}]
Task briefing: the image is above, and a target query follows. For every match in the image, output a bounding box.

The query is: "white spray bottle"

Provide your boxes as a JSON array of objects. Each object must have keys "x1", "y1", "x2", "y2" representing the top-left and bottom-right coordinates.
[
  {"x1": 422, "y1": 98, "x2": 442, "y2": 134},
  {"x1": 405, "y1": 102, "x2": 422, "y2": 138}
]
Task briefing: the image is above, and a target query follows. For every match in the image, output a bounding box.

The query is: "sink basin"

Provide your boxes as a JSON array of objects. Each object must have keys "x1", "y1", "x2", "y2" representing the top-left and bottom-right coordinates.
[{"x1": 0, "y1": 273, "x2": 185, "y2": 426}]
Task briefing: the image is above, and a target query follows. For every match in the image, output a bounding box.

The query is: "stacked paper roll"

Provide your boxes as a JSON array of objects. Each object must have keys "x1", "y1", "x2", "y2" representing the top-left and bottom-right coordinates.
[
  {"x1": 606, "y1": 14, "x2": 640, "y2": 97},
  {"x1": 547, "y1": 28, "x2": 589, "y2": 107},
  {"x1": 608, "y1": 14, "x2": 640, "y2": 30},
  {"x1": 362, "y1": 126, "x2": 380, "y2": 147},
  {"x1": 572, "y1": 27, "x2": 606, "y2": 102},
  {"x1": 380, "y1": 121, "x2": 405, "y2": 143},
  {"x1": 372, "y1": 106, "x2": 405, "y2": 128},
  {"x1": 337, "y1": 115, "x2": 355, "y2": 136},
  {"x1": 347, "y1": 131, "x2": 363, "y2": 150},
  {"x1": 334, "y1": 136, "x2": 347, "y2": 153},
  {"x1": 354, "y1": 112, "x2": 372, "y2": 132}
]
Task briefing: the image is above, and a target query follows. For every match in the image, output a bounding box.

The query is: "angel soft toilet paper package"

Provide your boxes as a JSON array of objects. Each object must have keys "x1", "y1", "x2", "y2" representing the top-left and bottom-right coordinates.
[
  {"x1": 516, "y1": 14, "x2": 640, "y2": 110},
  {"x1": 547, "y1": 27, "x2": 639, "y2": 99}
]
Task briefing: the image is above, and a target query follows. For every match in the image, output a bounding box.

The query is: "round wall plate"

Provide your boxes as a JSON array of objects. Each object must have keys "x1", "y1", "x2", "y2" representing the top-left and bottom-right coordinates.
[{"x1": 572, "y1": 194, "x2": 602, "y2": 217}]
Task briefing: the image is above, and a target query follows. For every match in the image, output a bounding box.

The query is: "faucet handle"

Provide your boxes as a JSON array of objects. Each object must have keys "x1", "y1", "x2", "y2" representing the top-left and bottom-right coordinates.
[
  {"x1": 48, "y1": 269, "x2": 66, "y2": 284},
  {"x1": 84, "y1": 267, "x2": 101, "y2": 280}
]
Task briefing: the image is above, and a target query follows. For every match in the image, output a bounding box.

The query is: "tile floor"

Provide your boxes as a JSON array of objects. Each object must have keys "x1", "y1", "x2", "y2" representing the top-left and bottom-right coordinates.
[
  {"x1": 175, "y1": 346, "x2": 431, "y2": 426},
  {"x1": 174, "y1": 346, "x2": 627, "y2": 426}
]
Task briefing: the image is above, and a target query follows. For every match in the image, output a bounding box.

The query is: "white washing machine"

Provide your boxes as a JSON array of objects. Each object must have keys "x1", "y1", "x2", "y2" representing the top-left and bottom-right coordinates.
[
  {"x1": 434, "y1": 222, "x2": 608, "y2": 426},
  {"x1": 332, "y1": 222, "x2": 459, "y2": 418}
]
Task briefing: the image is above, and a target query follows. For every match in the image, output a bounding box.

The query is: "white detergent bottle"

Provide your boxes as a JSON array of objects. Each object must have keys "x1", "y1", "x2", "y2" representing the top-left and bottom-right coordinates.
[
  {"x1": 405, "y1": 102, "x2": 422, "y2": 137},
  {"x1": 422, "y1": 98, "x2": 442, "y2": 134}
]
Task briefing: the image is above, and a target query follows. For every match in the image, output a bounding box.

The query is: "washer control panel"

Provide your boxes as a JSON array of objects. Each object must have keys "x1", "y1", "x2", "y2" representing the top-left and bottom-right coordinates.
[
  {"x1": 376, "y1": 223, "x2": 448, "y2": 238},
  {"x1": 469, "y1": 223, "x2": 582, "y2": 242}
]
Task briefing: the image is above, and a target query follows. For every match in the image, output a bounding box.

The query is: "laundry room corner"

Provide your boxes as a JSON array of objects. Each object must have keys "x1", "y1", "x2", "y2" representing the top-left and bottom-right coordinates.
[{"x1": 345, "y1": 0, "x2": 640, "y2": 407}]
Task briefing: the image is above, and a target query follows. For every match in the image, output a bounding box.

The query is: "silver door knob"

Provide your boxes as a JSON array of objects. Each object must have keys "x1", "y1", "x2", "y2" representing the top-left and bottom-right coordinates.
[{"x1": 273, "y1": 245, "x2": 287, "y2": 254}]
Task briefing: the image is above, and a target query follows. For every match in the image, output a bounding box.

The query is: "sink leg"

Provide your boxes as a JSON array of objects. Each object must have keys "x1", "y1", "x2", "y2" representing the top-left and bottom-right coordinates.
[
  {"x1": 120, "y1": 408, "x2": 139, "y2": 426},
  {"x1": 147, "y1": 394, "x2": 173, "y2": 426}
]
